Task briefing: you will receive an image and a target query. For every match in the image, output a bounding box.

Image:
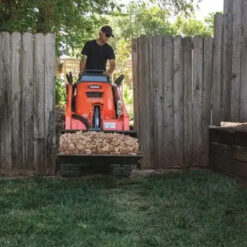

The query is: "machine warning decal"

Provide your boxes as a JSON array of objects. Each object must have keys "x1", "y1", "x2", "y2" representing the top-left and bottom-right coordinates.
[
  {"x1": 88, "y1": 85, "x2": 101, "y2": 89},
  {"x1": 104, "y1": 122, "x2": 116, "y2": 129}
]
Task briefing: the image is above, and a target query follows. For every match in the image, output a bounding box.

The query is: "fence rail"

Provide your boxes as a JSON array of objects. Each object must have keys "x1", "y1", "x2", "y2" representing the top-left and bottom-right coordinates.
[{"x1": 0, "y1": 32, "x2": 56, "y2": 175}]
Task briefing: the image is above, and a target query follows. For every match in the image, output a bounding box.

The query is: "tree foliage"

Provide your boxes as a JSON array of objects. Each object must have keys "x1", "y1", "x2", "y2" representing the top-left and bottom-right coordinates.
[
  {"x1": 172, "y1": 16, "x2": 212, "y2": 37},
  {"x1": 0, "y1": 0, "x2": 112, "y2": 55}
]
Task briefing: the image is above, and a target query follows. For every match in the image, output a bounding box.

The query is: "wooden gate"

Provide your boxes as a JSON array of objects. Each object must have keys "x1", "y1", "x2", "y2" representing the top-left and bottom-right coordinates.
[{"x1": 0, "y1": 32, "x2": 56, "y2": 175}]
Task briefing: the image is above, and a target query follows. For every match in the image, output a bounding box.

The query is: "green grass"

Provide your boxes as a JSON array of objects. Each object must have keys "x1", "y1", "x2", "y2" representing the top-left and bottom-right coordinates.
[{"x1": 0, "y1": 170, "x2": 247, "y2": 247}]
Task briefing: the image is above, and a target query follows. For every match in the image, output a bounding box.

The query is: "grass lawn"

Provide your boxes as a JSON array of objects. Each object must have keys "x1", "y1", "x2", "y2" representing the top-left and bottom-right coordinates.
[{"x1": 0, "y1": 170, "x2": 247, "y2": 247}]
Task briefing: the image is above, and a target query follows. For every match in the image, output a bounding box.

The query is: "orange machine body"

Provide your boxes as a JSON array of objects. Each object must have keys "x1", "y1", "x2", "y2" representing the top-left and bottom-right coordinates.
[{"x1": 65, "y1": 74, "x2": 130, "y2": 131}]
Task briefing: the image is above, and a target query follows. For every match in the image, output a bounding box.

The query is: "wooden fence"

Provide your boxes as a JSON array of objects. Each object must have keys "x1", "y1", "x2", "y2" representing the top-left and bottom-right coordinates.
[
  {"x1": 0, "y1": 32, "x2": 56, "y2": 175},
  {"x1": 132, "y1": 0, "x2": 247, "y2": 169},
  {"x1": 213, "y1": 0, "x2": 247, "y2": 124},
  {"x1": 132, "y1": 36, "x2": 213, "y2": 169}
]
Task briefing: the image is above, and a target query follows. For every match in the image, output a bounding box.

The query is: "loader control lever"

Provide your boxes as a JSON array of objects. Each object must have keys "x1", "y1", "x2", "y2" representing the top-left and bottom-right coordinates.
[
  {"x1": 114, "y1": 75, "x2": 125, "y2": 87},
  {"x1": 66, "y1": 72, "x2": 73, "y2": 84}
]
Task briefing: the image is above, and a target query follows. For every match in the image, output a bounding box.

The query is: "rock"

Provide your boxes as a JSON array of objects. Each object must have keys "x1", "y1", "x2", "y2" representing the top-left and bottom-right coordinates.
[{"x1": 59, "y1": 131, "x2": 141, "y2": 155}]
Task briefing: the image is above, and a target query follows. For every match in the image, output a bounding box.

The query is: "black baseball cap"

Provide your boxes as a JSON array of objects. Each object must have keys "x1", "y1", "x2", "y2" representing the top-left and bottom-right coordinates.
[{"x1": 101, "y1": 25, "x2": 114, "y2": 38}]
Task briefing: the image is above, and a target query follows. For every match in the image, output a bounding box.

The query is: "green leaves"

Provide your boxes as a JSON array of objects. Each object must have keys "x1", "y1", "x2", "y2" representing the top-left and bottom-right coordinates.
[{"x1": 0, "y1": 0, "x2": 112, "y2": 55}]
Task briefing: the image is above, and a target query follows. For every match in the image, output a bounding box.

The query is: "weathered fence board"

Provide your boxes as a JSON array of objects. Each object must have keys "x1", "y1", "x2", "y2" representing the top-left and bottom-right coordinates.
[
  {"x1": 183, "y1": 37, "x2": 193, "y2": 166},
  {"x1": 148, "y1": 37, "x2": 155, "y2": 169},
  {"x1": 173, "y1": 36, "x2": 184, "y2": 167},
  {"x1": 202, "y1": 36, "x2": 213, "y2": 166},
  {"x1": 222, "y1": 0, "x2": 233, "y2": 121},
  {"x1": 137, "y1": 37, "x2": 145, "y2": 167},
  {"x1": 153, "y1": 36, "x2": 164, "y2": 168},
  {"x1": 11, "y1": 32, "x2": 22, "y2": 169},
  {"x1": 34, "y1": 33, "x2": 45, "y2": 174},
  {"x1": 163, "y1": 36, "x2": 175, "y2": 167},
  {"x1": 240, "y1": 0, "x2": 247, "y2": 121},
  {"x1": 132, "y1": 39, "x2": 139, "y2": 133},
  {"x1": 192, "y1": 36, "x2": 204, "y2": 165},
  {"x1": 0, "y1": 34, "x2": 2, "y2": 169},
  {"x1": 231, "y1": 0, "x2": 242, "y2": 121},
  {"x1": 22, "y1": 33, "x2": 34, "y2": 170},
  {"x1": 44, "y1": 33, "x2": 56, "y2": 175},
  {"x1": 0, "y1": 32, "x2": 12, "y2": 171},
  {"x1": 143, "y1": 36, "x2": 152, "y2": 168},
  {"x1": 0, "y1": 32, "x2": 55, "y2": 175},
  {"x1": 212, "y1": 14, "x2": 224, "y2": 125}
]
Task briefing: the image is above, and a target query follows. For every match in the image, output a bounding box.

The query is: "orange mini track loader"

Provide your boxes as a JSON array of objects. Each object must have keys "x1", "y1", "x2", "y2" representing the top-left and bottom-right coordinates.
[{"x1": 57, "y1": 70, "x2": 142, "y2": 176}]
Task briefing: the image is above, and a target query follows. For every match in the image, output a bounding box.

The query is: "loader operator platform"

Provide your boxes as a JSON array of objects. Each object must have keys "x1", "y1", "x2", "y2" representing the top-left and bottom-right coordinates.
[{"x1": 79, "y1": 25, "x2": 116, "y2": 78}]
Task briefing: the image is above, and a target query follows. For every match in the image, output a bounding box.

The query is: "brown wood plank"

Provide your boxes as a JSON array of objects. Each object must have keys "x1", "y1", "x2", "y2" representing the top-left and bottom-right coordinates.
[
  {"x1": 142, "y1": 36, "x2": 152, "y2": 168},
  {"x1": 222, "y1": 0, "x2": 233, "y2": 121},
  {"x1": 21, "y1": 33, "x2": 34, "y2": 170},
  {"x1": 212, "y1": 14, "x2": 224, "y2": 125},
  {"x1": 34, "y1": 33, "x2": 45, "y2": 174},
  {"x1": 137, "y1": 37, "x2": 145, "y2": 167},
  {"x1": 192, "y1": 36, "x2": 204, "y2": 165},
  {"x1": 0, "y1": 33, "x2": 3, "y2": 170},
  {"x1": 201, "y1": 36, "x2": 213, "y2": 166},
  {"x1": 163, "y1": 35, "x2": 175, "y2": 167},
  {"x1": 44, "y1": 33, "x2": 56, "y2": 175},
  {"x1": 131, "y1": 39, "x2": 139, "y2": 133},
  {"x1": 240, "y1": 0, "x2": 247, "y2": 121},
  {"x1": 152, "y1": 36, "x2": 164, "y2": 168},
  {"x1": 149, "y1": 37, "x2": 155, "y2": 169},
  {"x1": 0, "y1": 32, "x2": 12, "y2": 171},
  {"x1": 173, "y1": 36, "x2": 184, "y2": 167},
  {"x1": 231, "y1": 0, "x2": 242, "y2": 121},
  {"x1": 182, "y1": 37, "x2": 193, "y2": 166},
  {"x1": 11, "y1": 32, "x2": 22, "y2": 169}
]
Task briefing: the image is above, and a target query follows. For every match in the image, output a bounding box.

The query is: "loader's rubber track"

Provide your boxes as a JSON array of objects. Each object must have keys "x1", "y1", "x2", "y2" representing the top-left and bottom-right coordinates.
[
  {"x1": 60, "y1": 163, "x2": 81, "y2": 177},
  {"x1": 57, "y1": 154, "x2": 142, "y2": 177},
  {"x1": 111, "y1": 164, "x2": 132, "y2": 177}
]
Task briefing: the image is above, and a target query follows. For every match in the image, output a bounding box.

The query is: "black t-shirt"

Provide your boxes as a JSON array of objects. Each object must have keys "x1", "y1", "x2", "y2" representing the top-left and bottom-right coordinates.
[{"x1": 81, "y1": 40, "x2": 115, "y2": 71}]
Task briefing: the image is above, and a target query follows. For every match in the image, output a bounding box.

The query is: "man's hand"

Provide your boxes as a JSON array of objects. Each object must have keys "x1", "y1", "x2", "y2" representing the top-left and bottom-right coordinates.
[
  {"x1": 78, "y1": 71, "x2": 83, "y2": 77},
  {"x1": 105, "y1": 71, "x2": 112, "y2": 77},
  {"x1": 79, "y1": 55, "x2": 87, "y2": 77}
]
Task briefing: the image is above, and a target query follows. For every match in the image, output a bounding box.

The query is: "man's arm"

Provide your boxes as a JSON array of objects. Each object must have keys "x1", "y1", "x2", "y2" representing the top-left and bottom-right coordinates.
[
  {"x1": 106, "y1": 59, "x2": 116, "y2": 76},
  {"x1": 79, "y1": 55, "x2": 87, "y2": 76}
]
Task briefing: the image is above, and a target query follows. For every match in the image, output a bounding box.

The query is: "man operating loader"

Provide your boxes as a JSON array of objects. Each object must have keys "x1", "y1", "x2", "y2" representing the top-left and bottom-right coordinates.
[{"x1": 79, "y1": 25, "x2": 116, "y2": 77}]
